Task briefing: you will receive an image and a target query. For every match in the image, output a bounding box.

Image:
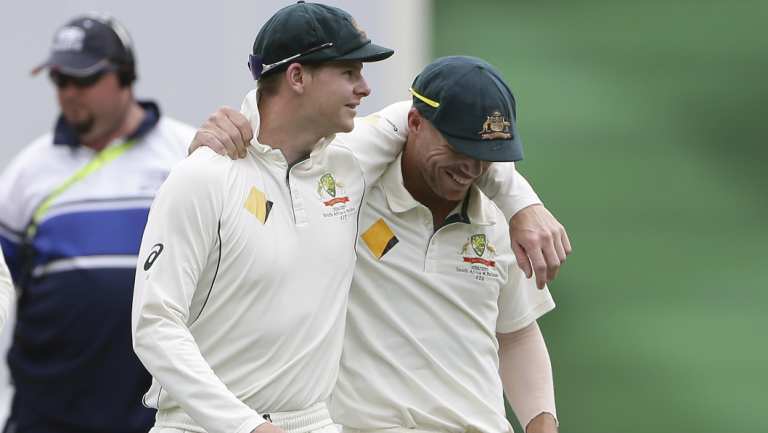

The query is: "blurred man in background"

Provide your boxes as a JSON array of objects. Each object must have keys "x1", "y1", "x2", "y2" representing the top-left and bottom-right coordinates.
[{"x1": 0, "y1": 13, "x2": 194, "y2": 433}]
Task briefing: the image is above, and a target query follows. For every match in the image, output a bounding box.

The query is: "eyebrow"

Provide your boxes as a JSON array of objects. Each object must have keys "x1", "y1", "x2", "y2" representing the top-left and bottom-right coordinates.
[{"x1": 331, "y1": 60, "x2": 363, "y2": 70}]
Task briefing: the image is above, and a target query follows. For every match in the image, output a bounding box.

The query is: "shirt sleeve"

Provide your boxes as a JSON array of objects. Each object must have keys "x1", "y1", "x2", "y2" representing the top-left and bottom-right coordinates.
[
  {"x1": 496, "y1": 257, "x2": 556, "y2": 334},
  {"x1": 131, "y1": 148, "x2": 265, "y2": 433},
  {"x1": 0, "y1": 222, "x2": 22, "y2": 285},
  {"x1": 333, "y1": 100, "x2": 410, "y2": 189},
  {"x1": 0, "y1": 142, "x2": 42, "y2": 283},
  {"x1": 476, "y1": 163, "x2": 542, "y2": 220},
  {"x1": 0, "y1": 250, "x2": 12, "y2": 332}
]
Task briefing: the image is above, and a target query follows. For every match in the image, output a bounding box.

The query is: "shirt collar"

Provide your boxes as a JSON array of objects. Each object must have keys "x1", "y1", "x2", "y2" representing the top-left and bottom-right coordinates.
[
  {"x1": 53, "y1": 100, "x2": 161, "y2": 147},
  {"x1": 380, "y1": 153, "x2": 495, "y2": 226},
  {"x1": 240, "y1": 89, "x2": 335, "y2": 166}
]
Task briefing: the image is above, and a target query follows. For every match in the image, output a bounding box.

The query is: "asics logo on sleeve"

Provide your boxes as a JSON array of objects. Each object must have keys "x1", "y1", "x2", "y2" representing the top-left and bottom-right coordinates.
[{"x1": 143, "y1": 243, "x2": 164, "y2": 271}]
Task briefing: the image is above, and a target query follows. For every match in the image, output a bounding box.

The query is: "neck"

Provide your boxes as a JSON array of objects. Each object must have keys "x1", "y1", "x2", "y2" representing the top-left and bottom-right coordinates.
[
  {"x1": 401, "y1": 140, "x2": 460, "y2": 224},
  {"x1": 81, "y1": 101, "x2": 145, "y2": 151},
  {"x1": 256, "y1": 95, "x2": 326, "y2": 165}
]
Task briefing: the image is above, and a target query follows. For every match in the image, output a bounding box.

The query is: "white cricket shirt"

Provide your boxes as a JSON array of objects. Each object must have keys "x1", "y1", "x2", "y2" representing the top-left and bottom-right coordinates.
[
  {"x1": 132, "y1": 91, "x2": 374, "y2": 433},
  {"x1": 330, "y1": 155, "x2": 556, "y2": 433}
]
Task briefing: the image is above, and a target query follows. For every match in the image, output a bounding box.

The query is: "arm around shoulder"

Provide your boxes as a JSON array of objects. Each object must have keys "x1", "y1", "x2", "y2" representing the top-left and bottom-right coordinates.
[
  {"x1": 334, "y1": 100, "x2": 411, "y2": 186},
  {"x1": 478, "y1": 164, "x2": 572, "y2": 288},
  {"x1": 477, "y1": 163, "x2": 541, "y2": 218}
]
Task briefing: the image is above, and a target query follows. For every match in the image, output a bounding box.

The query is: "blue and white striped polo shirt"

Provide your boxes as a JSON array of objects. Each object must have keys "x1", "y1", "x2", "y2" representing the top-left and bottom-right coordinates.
[{"x1": 0, "y1": 101, "x2": 194, "y2": 432}]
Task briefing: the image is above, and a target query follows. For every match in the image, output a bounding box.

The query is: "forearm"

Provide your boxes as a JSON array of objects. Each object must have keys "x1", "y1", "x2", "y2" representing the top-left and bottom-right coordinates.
[
  {"x1": 478, "y1": 163, "x2": 542, "y2": 220},
  {"x1": 133, "y1": 305, "x2": 265, "y2": 433},
  {"x1": 497, "y1": 322, "x2": 557, "y2": 432},
  {"x1": 334, "y1": 100, "x2": 409, "y2": 187}
]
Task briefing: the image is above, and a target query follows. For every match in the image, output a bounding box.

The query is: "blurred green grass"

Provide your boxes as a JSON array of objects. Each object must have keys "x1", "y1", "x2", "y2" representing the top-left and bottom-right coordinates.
[{"x1": 434, "y1": 1, "x2": 768, "y2": 432}]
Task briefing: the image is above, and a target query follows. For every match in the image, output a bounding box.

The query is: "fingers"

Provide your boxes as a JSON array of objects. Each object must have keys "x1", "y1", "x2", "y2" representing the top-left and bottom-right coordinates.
[
  {"x1": 189, "y1": 130, "x2": 227, "y2": 156},
  {"x1": 512, "y1": 241, "x2": 533, "y2": 279},
  {"x1": 509, "y1": 204, "x2": 574, "y2": 289},
  {"x1": 221, "y1": 107, "x2": 253, "y2": 158},
  {"x1": 190, "y1": 107, "x2": 253, "y2": 159},
  {"x1": 510, "y1": 227, "x2": 555, "y2": 289},
  {"x1": 208, "y1": 108, "x2": 247, "y2": 158},
  {"x1": 202, "y1": 121, "x2": 239, "y2": 159},
  {"x1": 542, "y1": 236, "x2": 561, "y2": 284},
  {"x1": 526, "y1": 246, "x2": 548, "y2": 290},
  {"x1": 552, "y1": 226, "x2": 570, "y2": 283},
  {"x1": 561, "y1": 226, "x2": 573, "y2": 256}
]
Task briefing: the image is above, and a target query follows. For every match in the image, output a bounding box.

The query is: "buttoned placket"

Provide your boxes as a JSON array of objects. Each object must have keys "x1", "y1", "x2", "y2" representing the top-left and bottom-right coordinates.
[
  {"x1": 257, "y1": 146, "x2": 310, "y2": 227},
  {"x1": 415, "y1": 205, "x2": 467, "y2": 273},
  {"x1": 286, "y1": 161, "x2": 309, "y2": 226}
]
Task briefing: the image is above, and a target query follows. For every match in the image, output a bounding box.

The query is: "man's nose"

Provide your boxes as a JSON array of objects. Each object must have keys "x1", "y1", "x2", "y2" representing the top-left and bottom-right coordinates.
[
  {"x1": 57, "y1": 82, "x2": 81, "y2": 97},
  {"x1": 355, "y1": 77, "x2": 371, "y2": 97}
]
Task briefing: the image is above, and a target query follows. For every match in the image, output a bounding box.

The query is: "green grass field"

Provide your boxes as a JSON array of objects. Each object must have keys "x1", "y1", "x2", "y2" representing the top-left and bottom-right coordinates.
[{"x1": 434, "y1": 1, "x2": 768, "y2": 432}]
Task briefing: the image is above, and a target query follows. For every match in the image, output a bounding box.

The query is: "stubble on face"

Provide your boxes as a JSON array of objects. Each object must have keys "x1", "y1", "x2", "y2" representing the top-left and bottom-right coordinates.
[
  {"x1": 418, "y1": 123, "x2": 488, "y2": 203},
  {"x1": 57, "y1": 73, "x2": 131, "y2": 143}
]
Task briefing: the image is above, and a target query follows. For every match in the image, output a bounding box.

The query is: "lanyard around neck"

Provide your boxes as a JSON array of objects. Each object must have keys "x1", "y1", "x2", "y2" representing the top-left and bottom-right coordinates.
[{"x1": 26, "y1": 139, "x2": 137, "y2": 239}]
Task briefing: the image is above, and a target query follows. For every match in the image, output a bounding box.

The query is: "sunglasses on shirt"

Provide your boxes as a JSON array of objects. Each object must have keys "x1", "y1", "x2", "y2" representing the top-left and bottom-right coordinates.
[{"x1": 49, "y1": 70, "x2": 108, "y2": 89}]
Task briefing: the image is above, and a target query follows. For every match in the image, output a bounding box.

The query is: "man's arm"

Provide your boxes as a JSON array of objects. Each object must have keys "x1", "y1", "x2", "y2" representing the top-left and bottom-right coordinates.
[
  {"x1": 342, "y1": 101, "x2": 571, "y2": 287},
  {"x1": 187, "y1": 102, "x2": 571, "y2": 288},
  {"x1": 497, "y1": 322, "x2": 558, "y2": 433},
  {"x1": 478, "y1": 163, "x2": 571, "y2": 289},
  {"x1": 188, "y1": 107, "x2": 253, "y2": 159},
  {"x1": 331, "y1": 101, "x2": 409, "y2": 187},
  {"x1": 131, "y1": 150, "x2": 276, "y2": 433}
]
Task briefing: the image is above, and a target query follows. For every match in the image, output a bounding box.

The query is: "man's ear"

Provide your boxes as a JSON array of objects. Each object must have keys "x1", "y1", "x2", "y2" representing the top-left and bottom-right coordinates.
[
  {"x1": 285, "y1": 63, "x2": 309, "y2": 94},
  {"x1": 407, "y1": 107, "x2": 423, "y2": 135}
]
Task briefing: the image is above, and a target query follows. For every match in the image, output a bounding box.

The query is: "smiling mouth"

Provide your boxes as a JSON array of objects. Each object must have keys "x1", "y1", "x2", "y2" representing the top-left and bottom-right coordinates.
[{"x1": 447, "y1": 171, "x2": 473, "y2": 186}]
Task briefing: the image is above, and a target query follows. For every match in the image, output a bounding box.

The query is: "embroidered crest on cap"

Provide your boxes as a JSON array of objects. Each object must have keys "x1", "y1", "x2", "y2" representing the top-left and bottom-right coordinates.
[{"x1": 478, "y1": 111, "x2": 512, "y2": 140}]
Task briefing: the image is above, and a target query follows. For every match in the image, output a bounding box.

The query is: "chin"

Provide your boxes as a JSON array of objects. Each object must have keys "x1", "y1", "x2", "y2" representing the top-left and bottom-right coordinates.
[
  {"x1": 438, "y1": 188, "x2": 467, "y2": 202},
  {"x1": 337, "y1": 118, "x2": 355, "y2": 133},
  {"x1": 71, "y1": 119, "x2": 94, "y2": 135}
]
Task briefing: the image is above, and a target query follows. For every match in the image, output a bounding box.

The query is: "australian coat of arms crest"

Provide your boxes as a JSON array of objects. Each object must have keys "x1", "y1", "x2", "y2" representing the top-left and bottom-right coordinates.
[{"x1": 478, "y1": 111, "x2": 512, "y2": 140}]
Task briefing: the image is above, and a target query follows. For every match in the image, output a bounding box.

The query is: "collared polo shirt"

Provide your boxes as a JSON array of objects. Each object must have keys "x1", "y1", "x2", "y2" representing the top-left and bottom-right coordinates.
[
  {"x1": 0, "y1": 101, "x2": 194, "y2": 432},
  {"x1": 132, "y1": 90, "x2": 372, "y2": 433},
  {"x1": 330, "y1": 154, "x2": 556, "y2": 433}
]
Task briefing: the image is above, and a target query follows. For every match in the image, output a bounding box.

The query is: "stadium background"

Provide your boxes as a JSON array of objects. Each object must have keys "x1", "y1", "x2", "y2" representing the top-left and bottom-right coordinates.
[{"x1": 2, "y1": 1, "x2": 766, "y2": 432}]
